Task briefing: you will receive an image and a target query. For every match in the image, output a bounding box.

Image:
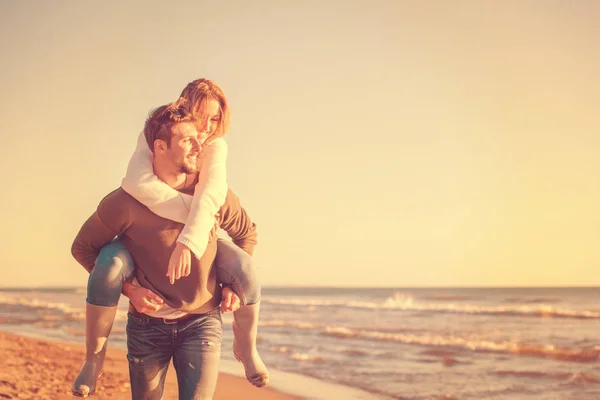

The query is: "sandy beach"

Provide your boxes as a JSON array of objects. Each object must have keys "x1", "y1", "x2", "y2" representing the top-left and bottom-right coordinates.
[{"x1": 0, "y1": 331, "x2": 299, "y2": 400}]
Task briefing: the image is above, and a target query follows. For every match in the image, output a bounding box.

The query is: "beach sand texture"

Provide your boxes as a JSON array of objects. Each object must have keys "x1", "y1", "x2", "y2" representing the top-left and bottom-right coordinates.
[{"x1": 0, "y1": 331, "x2": 299, "y2": 400}]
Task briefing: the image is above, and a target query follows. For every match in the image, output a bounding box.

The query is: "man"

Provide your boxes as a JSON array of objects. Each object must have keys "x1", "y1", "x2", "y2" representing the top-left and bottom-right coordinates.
[{"x1": 71, "y1": 100, "x2": 256, "y2": 399}]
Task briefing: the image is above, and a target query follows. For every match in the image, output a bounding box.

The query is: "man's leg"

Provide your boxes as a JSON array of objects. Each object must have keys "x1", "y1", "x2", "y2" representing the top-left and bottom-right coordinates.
[
  {"x1": 172, "y1": 308, "x2": 223, "y2": 400},
  {"x1": 126, "y1": 313, "x2": 173, "y2": 400}
]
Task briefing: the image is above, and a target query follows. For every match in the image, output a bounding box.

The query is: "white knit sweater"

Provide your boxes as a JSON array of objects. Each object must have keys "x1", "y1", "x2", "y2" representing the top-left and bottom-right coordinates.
[{"x1": 121, "y1": 132, "x2": 228, "y2": 259}]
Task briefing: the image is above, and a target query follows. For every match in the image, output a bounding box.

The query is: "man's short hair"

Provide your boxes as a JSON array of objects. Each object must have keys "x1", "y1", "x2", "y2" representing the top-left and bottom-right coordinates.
[{"x1": 144, "y1": 98, "x2": 195, "y2": 152}]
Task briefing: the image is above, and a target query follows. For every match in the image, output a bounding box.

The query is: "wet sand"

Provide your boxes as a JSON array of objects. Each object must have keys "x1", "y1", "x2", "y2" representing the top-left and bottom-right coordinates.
[{"x1": 0, "y1": 331, "x2": 299, "y2": 399}]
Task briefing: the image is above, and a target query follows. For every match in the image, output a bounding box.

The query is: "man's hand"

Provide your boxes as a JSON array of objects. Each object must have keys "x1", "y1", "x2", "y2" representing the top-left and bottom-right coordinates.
[
  {"x1": 126, "y1": 285, "x2": 165, "y2": 314},
  {"x1": 167, "y1": 242, "x2": 192, "y2": 284},
  {"x1": 221, "y1": 286, "x2": 241, "y2": 313}
]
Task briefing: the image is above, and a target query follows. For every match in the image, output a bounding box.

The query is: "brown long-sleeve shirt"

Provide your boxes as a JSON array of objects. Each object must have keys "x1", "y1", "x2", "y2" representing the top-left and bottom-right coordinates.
[{"x1": 71, "y1": 187, "x2": 257, "y2": 313}]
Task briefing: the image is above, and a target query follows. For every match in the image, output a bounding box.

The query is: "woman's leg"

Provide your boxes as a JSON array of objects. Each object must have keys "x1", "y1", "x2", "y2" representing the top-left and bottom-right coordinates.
[
  {"x1": 214, "y1": 239, "x2": 269, "y2": 388},
  {"x1": 72, "y1": 239, "x2": 136, "y2": 397},
  {"x1": 215, "y1": 239, "x2": 260, "y2": 306}
]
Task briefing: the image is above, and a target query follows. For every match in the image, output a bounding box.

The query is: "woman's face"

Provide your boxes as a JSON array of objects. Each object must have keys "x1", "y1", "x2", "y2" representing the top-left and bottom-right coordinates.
[{"x1": 194, "y1": 98, "x2": 221, "y2": 144}]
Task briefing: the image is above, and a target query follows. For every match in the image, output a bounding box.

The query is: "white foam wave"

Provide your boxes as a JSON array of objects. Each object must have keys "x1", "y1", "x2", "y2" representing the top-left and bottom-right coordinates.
[
  {"x1": 261, "y1": 320, "x2": 320, "y2": 329},
  {"x1": 0, "y1": 294, "x2": 129, "y2": 323},
  {"x1": 291, "y1": 352, "x2": 323, "y2": 362},
  {"x1": 262, "y1": 293, "x2": 600, "y2": 320},
  {"x1": 0, "y1": 294, "x2": 82, "y2": 315},
  {"x1": 320, "y1": 326, "x2": 600, "y2": 363},
  {"x1": 259, "y1": 318, "x2": 600, "y2": 363},
  {"x1": 269, "y1": 346, "x2": 293, "y2": 354}
]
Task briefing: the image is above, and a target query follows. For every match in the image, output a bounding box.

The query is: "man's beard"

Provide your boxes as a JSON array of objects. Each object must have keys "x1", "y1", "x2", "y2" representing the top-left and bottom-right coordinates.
[{"x1": 178, "y1": 158, "x2": 198, "y2": 174}]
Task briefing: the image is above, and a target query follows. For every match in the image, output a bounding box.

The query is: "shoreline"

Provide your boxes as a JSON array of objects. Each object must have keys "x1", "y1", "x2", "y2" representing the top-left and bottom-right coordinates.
[{"x1": 0, "y1": 331, "x2": 299, "y2": 400}]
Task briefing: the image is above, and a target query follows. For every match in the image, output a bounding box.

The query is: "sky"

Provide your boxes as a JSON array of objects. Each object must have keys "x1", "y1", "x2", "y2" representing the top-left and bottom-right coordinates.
[{"x1": 0, "y1": 0, "x2": 598, "y2": 288}]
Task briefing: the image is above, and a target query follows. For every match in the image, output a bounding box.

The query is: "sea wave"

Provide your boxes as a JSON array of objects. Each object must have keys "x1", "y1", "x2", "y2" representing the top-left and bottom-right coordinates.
[
  {"x1": 503, "y1": 297, "x2": 558, "y2": 304},
  {"x1": 261, "y1": 320, "x2": 320, "y2": 329},
  {"x1": 0, "y1": 294, "x2": 82, "y2": 315},
  {"x1": 422, "y1": 294, "x2": 475, "y2": 301},
  {"x1": 269, "y1": 346, "x2": 293, "y2": 354},
  {"x1": 260, "y1": 319, "x2": 600, "y2": 363},
  {"x1": 262, "y1": 292, "x2": 600, "y2": 320},
  {"x1": 0, "y1": 294, "x2": 128, "y2": 323},
  {"x1": 291, "y1": 352, "x2": 323, "y2": 362},
  {"x1": 320, "y1": 326, "x2": 600, "y2": 363},
  {"x1": 494, "y1": 370, "x2": 600, "y2": 385},
  {"x1": 266, "y1": 346, "x2": 323, "y2": 363},
  {"x1": 342, "y1": 349, "x2": 368, "y2": 357}
]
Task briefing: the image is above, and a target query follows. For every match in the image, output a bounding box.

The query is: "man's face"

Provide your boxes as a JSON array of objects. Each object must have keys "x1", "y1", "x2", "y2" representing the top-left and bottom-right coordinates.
[{"x1": 164, "y1": 122, "x2": 201, "y2": 174}]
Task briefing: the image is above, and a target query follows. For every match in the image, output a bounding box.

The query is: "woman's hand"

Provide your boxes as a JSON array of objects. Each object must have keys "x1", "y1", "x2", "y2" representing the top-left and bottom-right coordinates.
[
  {"x1": 210, "y1": 212, "x2": 220, "y2": 240},
  {"x1": 167, "y1": 242, "x2": 192, "y2": 284},
  {"x1": 221, "y1": 286, "x2": 241, "y2": 313}
]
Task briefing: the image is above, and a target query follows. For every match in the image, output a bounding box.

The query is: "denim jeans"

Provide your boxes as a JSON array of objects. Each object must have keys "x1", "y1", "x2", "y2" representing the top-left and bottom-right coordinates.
[
  {"x1": 126, "y1": 308, "x2": 223, "y2": 400},
  {"x1": 87, "y1": 239, "x2": 136, "y2": 306},
  {"x1": 213, "y1": 238, "x2": 261, "y2": 305},
  {"x1": 87, "y1": 238, "x2": 260, "y2": 307}
]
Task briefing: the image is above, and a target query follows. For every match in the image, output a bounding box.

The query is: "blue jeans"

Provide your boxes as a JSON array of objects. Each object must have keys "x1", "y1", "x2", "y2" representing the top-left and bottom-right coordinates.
[
  {"x1": 126, "y1": 308, "x2": 222, "y2": 400},
  {"x1": 87, "y1": 238, "x2": 260, "y2": 307}
]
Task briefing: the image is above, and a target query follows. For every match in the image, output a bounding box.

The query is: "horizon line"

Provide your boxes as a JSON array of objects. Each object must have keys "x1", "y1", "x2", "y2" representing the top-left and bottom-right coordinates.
[{"x1": 1, "y1": 284, "x2": 600, "y2": 290}]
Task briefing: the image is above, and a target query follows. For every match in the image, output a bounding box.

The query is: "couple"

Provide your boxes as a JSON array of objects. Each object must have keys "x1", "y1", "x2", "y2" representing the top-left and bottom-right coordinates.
[{"x1": 70, "y1": 79, "x2": 269, "y2": 399}]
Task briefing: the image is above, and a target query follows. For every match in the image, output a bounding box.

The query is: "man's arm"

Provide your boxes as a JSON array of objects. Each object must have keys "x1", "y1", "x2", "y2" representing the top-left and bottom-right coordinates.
[
  {"x1": 71, "y1": 189, "x2": 130, "y2": 272},
  {"x1": 71, "y1": 212, "x2": 119, "y2": 272},
  {"x1": 71, "y1": 190, "x2": 166, "y2": 313},
  {"x1": 218, "y1": 188, "x2": 258, "y2": 256}
]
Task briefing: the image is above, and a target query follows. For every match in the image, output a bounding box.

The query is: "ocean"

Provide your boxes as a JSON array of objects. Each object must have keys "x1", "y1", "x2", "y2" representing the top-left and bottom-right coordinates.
[{"x1": 1, "y1": 286, "x2": 599, "y2": 400}]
